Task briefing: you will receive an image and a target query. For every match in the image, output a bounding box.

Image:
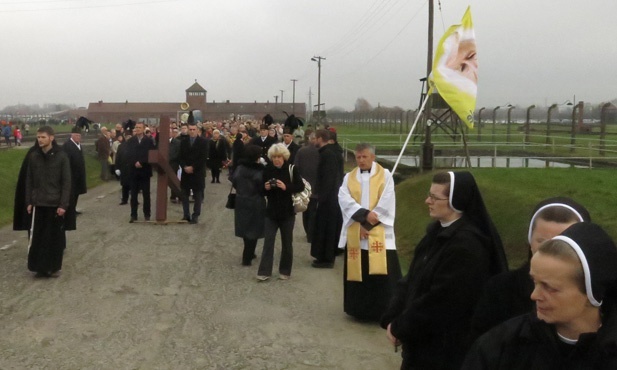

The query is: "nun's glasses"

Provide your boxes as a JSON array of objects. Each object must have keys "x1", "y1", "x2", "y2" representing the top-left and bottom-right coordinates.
[{"x1": 427, "y1": 192, "x2": 449, "y2": 201}]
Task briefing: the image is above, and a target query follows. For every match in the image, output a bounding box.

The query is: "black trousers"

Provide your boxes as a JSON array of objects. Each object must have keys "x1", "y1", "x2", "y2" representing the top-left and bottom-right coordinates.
[
  {"x1": 130, "y1": 176, "x2": 151, "y2": 218},
  {"x1": 258, "y1": 216, "x2": 295, "y2": 277},
  {"x1": 182, "y1": 187, "x2": 203, "y2": 219},
  {"x1": 242, "y1": 238, "x2": 258, "y2": 265},
  {"x1": 211, "y1": 168, "x2": 221, "y2": 182}
]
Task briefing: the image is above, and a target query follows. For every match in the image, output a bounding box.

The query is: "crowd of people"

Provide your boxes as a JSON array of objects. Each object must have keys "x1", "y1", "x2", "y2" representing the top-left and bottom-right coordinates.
[{"x1": 11, "y1": 113, "x2": 617, "y2": 369}]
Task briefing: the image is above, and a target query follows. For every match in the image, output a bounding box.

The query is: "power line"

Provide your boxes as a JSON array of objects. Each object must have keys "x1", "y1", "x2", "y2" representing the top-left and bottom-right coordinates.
[
  {"x1": 0, "y1": 0, "x2": 180, "y2": 13},
  {"x1": 321, "y1": 0, "x2": 405, "y2": 57}
]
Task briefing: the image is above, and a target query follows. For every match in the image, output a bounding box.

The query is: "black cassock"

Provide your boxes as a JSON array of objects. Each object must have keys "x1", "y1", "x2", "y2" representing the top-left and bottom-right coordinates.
[{"x1": 62, "y1": 139, "x2": 86, "y2": 230}]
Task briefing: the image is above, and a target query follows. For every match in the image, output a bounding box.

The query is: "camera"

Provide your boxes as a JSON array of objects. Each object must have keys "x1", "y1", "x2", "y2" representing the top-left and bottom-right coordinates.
[{"x1": 269, "y1": 178, "x2": 278, "y2": 188}]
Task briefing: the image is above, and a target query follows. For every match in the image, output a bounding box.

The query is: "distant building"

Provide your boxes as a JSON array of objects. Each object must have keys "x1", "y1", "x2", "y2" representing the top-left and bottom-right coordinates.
[{"x1": 86, "y1": 81, "x2": 306, "y2": 124}]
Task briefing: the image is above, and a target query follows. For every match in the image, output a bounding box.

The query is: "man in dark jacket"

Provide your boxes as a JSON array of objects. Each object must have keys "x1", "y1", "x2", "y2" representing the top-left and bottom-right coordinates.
[
  {"x1": 25, "y1": 126, "x2": 71, "y2": 278},
  {"x1": 168, "y1": 125, "x2": 186, "y2": 203},
  {"x1": 310, "y1": 129, "x2": 344, "y2": 268},
  {"x1": 293, "y1": 130, "x2": 319, "y2": 242},
  {"x1": 178, "y1": 122, "x2": 208, "y2": 224},
  {"x1": 125, "y1": 122, "x2": 156, "y2": 222},
  {"x1": 250, "y1": 124, "x2": 277, "y2": 162},
  {"x1": 114, "y1": 132, "x2": 132, "y2": 205},
  {"x1": 62, "y1": 126, "x2": 87, "y2": 229},
  {"x1": 95, "y1": 127, "x2": 111, "y2": 181},
  {"x1": 281, "y1": 127, "x2": 300, "y2": 164}
]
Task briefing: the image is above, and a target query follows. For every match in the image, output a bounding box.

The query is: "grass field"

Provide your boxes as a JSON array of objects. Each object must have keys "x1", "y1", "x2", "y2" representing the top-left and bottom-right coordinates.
[
  {"x1": 335, "y1": 125, "x2": 617, "y2": 268},
  {"x1": 0, "y1": 145, "x2": 104, "y2": 226},
  {"x1": 393, "y1": 168, "x2": 617, "y2": 270}
]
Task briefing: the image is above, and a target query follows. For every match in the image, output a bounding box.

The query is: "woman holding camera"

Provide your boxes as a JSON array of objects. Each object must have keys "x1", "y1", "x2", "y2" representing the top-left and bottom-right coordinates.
[{"x1": 257, "y1": 143, "x2": 305, "y2": 281}]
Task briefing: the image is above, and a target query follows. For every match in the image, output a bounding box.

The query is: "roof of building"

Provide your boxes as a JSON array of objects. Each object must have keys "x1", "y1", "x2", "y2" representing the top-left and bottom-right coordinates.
[{"x1": 186, "y1": 81, "x2": 206, "y2": 93}]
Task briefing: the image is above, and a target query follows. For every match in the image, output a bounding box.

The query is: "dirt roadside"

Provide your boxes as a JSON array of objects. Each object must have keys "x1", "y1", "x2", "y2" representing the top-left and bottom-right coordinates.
[{"x1": 0, "y1": 178, "x2": 401, "y2": 369}]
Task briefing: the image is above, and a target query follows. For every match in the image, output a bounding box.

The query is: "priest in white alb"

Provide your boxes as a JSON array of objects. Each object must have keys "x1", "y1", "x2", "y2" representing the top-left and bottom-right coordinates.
[{"x1": 338, "y1": 143, "x2": 402, "y2": 322}]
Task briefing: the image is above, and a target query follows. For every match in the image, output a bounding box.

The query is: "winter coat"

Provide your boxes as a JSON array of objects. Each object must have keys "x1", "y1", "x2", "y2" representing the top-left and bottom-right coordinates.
[
  {"x1": 62, "y1": 139, "x2": 87, "y2": 196},
  {"x1": 462, "y1": 305, "x2": 617, "y2": 370},
  {"x1": 207, "y1": 138, "x2": 229, "y2": 169},
  {"x1": 179, "y1": 136, "x2": 208, "y2": 191},
  {"x1": 263, "y1": 161, "x2": 304, "y2": 221},
  {"x1": 470, "y1": 262, "x2": 534, "y2": 341},
  {"x1": 25, "y1": 142, "x2": 71, "y2": 210},
  {"x1": 232, "y1": 161, "x2": 266, "y2": 239},
  {"x1": 125, "y1": 135, "x2": 156, "y2": 179},
  {"x1": 381, "y1": 216, "x2": 492, "y2": 370},
  {"x1": 13, "y1": 143, "x2": 40, "y2": 231}
]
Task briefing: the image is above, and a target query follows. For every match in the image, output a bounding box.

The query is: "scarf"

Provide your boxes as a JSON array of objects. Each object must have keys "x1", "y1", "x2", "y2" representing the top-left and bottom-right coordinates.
[{"x1": 346, "y1": 163, "x2": 387, "y2": 282}]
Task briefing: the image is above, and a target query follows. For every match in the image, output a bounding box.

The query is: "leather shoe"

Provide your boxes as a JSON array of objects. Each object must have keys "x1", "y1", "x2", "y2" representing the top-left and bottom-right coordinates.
[
  {"x1": 311, "y1": 261, "x2": 334, "y2": 268},
  {"x1": 119, "y1": 201, "x2": 128, "y2": 205},
  {"x1": 144, "y1": 216, "x2": 151, "y2": 221},
  {"x1": 181, "y1": 216, "x2": 191, "y2": 222},
  {"x1": 189, "y1": 217, "x2": 198, "y2": 224},
  {"x1": 129, "y1": 217, "x2": 137, "y2": 223}
]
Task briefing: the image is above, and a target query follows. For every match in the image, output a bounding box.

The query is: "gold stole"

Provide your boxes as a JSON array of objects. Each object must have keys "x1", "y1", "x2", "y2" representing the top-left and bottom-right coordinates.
[{"x1": 346, "y1": 164, "x2": 387, "y2": 282}]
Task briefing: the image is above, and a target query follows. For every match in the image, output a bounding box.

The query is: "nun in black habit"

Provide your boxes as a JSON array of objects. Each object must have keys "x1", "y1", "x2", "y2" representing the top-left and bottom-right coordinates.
[
  {"x1": 463, "y1": 222, "x2": 617, "y2": 369},
  {"x1": 470, "y1": 197, "x2": 591, "y2": 340},
  {"x1": 381, "y1": 171, "x2": 507, "y2": 370}
]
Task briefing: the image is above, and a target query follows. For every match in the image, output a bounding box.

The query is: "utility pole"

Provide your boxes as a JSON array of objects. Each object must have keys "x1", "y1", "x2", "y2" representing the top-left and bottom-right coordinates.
[
  {"x1": 311, "y1": 56, "x2": 326, "y2": 125},
  {"x1": 280, "y1": 90, "x2": 284, "y2": 104},
  {"x1": 291, "y1": 79, "x2": 298, "y2": 115},
  {"x1": 308, "y1": 88, "x2": 313, "y2": 121},
  {"x1": 422, "y1": 0, "x2": 434, "y2": 171}
]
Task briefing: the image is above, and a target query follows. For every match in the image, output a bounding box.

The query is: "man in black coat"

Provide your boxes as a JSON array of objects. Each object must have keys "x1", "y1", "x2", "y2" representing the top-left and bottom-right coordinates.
[
  {"x1": 178, "y1": 122, "x2": 208, "y2": 224},
  {"x1": 25, "y1": 126, "x2": 71, "y2": 277},
  {"x1": 281, "y1": 127, "x2": 300, "y2": 164},
  {"x1": 62, "y1": 126, "x2": 87, "y2": 230},
  {"x1": 310, "y1": 129, "x2": 344, "y2": 268},
  {"x1": 125, "y1": 122, "x2": 156, "y2": 223},
  {"x1": 250, "y1": 124, "x2": 277, "y2": 162}
]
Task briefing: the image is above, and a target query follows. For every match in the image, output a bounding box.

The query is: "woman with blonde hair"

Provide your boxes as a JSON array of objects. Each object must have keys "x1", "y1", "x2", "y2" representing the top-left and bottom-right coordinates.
[{"x1": 256, "y1": 143, "x2": 304, "y2": 281}]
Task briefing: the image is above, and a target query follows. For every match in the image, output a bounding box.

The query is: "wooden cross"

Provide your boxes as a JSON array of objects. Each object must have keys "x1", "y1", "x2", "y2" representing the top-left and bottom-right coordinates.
[{"x1": 148, "y1": 115, "x2": 186, "y2": 223}]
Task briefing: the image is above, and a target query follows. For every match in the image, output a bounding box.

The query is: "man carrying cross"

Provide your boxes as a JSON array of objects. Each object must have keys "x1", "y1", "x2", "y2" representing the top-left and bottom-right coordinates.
[{"x1": 337, "y1": 142, "x2": 401, "y2": 322}]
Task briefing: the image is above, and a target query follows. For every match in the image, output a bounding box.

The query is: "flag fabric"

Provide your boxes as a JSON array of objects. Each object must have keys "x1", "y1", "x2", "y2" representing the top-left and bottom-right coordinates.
[{"x1": 429, "y1": 6, "x2": 478, "y2": 129}]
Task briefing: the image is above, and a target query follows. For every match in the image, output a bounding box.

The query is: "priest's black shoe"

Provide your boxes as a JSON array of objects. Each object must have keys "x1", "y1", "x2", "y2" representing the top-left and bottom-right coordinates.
[{"x1": 311, "y1": 260, "x2": 334, "y2": 268}]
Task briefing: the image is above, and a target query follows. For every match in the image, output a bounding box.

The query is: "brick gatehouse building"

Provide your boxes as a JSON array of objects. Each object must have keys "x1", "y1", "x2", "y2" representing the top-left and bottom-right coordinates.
[{"x1": 86, "y1": 81, "x2": 306, "y2": 124}]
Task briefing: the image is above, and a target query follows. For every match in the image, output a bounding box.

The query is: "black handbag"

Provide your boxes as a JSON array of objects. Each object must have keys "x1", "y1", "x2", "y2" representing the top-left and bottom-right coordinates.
[{"x1": 225, "y1": 186, "x2": 236, "y2": 209}]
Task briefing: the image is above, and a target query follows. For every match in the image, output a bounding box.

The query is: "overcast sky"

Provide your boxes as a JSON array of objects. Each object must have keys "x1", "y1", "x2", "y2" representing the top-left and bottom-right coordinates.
[{"x1": 1, "y1": 0, "x2": 615, "y2": 112}]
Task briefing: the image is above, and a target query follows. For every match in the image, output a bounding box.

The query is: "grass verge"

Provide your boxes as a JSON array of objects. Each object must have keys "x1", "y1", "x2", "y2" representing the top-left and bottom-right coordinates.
[{"x1": 0, "y1": 145, "x2": 104, "y2": 226}]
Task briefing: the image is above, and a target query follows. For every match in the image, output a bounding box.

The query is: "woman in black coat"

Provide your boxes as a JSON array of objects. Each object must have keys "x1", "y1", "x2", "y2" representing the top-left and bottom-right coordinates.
[
  {"x1": 207, "y1": 129, "x2": 229, "y2": 183},
  {"x1": 232, "y1": 145, "x2": 265, "y2": 266},
  {"x1": 256, "y1": 143, "x2": 304, "y2": 281}
]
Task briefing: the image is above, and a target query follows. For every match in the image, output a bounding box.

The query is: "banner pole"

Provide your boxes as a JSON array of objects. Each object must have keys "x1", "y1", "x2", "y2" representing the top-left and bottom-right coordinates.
[{"x1": 390, "y1": 92, "x2": 431, "y2": 175}]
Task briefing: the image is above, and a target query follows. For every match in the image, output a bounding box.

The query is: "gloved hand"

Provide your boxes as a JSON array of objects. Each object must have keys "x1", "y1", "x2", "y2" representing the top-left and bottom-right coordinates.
[{"x1": 115, "y1": 169, "x2": 121, "y2": 176}]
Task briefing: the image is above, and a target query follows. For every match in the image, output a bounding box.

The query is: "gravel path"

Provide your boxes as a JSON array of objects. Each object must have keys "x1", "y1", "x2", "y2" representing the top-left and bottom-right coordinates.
[{"x1": 0, "y1": 178, "x2": 400, "y2": 369}]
